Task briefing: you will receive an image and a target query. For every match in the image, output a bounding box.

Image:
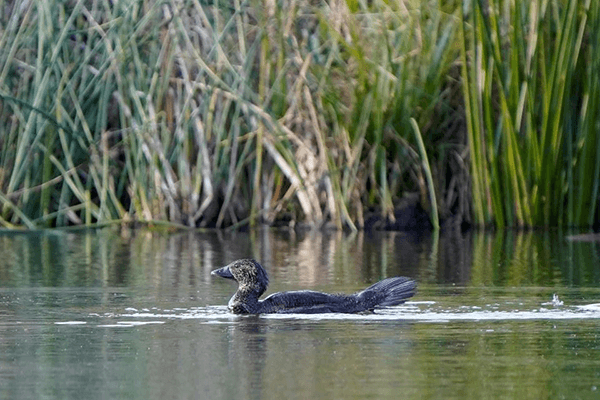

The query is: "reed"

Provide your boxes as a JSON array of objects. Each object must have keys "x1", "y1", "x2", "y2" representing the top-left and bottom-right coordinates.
[
  {"x1": 2, "y1": 0, "x2": 596, "y2": 230},
  {"x1": 461, "y1": 0, "x2": 600, "y2": 227},
  {"x1": 0, "y1": 0, "x2": 464, "y2": 229}
]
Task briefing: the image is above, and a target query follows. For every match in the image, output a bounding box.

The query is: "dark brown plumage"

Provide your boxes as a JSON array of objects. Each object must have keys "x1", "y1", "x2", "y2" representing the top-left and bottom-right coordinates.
[{"x1": 212, "y1": 259, "x2": 416, "y2": 314}]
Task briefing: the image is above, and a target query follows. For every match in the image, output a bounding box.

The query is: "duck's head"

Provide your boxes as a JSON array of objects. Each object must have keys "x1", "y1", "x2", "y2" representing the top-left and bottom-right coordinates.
[{"x1": 211, "y1": 259, "x2": 269, "y2": 295}]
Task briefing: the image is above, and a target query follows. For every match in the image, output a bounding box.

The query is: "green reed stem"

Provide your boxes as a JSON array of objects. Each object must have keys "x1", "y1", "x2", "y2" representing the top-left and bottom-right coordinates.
[{"x1": 410, "y1": 118, "x2": 439, "y2": 231}]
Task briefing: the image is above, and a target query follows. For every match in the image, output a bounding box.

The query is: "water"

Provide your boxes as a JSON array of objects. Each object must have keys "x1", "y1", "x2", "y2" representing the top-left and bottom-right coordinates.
[{"x1": 1, "y1": 228, "x2": 600, "y2": 399}]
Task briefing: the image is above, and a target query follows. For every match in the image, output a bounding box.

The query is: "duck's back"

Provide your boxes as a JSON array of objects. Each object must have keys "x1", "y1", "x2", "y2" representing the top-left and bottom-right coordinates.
[
  {"x1": 257, "y1": 276, "x2": 416, "y2": 314},
  {"x1": 259, "y1": 290, "x2": 360, "y2": 314}
]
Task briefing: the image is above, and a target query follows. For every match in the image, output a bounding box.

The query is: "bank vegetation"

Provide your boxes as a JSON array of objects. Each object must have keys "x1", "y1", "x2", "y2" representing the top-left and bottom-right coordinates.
[{"x1": 0, "y1": 0, "x2": 598, "y2": 230}]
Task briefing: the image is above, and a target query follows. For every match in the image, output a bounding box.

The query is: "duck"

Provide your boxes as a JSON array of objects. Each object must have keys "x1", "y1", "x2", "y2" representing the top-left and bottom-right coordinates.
[{"x1": 212, "y1": 259, "x2": 416, "y2": 314}]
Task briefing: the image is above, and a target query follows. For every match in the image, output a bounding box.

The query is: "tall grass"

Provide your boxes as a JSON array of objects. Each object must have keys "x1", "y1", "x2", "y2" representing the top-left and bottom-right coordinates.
[
  {"x1": 0, "y1": 0, "x2": 461, "y2": 229},
  {"x1": 461, "y1": 0, "x2": 600, "y2": 228},
  {"x1": 4, "y1": 0, "x2": 597, "y2": 230}
]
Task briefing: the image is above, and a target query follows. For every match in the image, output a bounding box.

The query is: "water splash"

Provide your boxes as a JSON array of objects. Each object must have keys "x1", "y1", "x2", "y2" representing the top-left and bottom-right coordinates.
[{"x1": 542, "y1": 294, "x2": 564, "y2": 307}]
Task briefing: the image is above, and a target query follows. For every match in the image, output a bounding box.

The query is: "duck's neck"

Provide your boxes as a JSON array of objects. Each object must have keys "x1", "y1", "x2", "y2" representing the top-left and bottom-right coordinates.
[{"x1": 229, "y1": 286, "x2": 262, "y2": 314}]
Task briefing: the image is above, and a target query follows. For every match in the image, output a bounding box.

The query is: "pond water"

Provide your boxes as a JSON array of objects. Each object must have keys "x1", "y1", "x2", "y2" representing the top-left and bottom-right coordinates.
[{"x1": 0, "y1": 228, "x2": 599, "y2": 399}]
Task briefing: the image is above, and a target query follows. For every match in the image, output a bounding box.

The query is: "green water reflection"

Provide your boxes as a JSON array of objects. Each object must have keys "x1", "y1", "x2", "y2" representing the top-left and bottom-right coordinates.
[
  {"x1": 1, "y1": 228, "x2": 599, "y2": 289},
  {"x1": 0, "y1": 228, "x2": 599, "y2": 400}
]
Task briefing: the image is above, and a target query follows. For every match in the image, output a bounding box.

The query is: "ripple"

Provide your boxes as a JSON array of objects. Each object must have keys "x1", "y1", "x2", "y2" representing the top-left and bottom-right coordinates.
[
  {"x1": 111, "y1": 302, "x2": 600, "y2": 322},
  {"x1": 575, "y1": 303, "x2": 600, "y2": 311},
  {"x1": 96, "y1": 321, "x2": 166, "y2": 328}
]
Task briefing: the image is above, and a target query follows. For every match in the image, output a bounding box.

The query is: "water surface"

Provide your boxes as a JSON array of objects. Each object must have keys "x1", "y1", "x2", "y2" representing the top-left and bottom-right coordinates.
[{"x1": 1, "y1": 228, "x2": 599, "y2": 399}]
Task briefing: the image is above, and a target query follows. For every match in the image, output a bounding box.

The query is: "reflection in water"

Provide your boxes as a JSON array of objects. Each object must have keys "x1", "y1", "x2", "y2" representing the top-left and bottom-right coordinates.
[
  {"x1": 226, "y1": 317, "x2": 269, "y2": 400},
  {"x1": 1, "y1": 228, "x2": 599, "y2": 290},
  {"x1": 1, "y1": 228, "x2": 600, "y2": 400}
]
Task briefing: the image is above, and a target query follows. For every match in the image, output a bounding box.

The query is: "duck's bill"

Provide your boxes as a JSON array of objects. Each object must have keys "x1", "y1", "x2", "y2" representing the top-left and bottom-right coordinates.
[{"x1": 211, "y1": 266, "x2": 234, "y2": 279}]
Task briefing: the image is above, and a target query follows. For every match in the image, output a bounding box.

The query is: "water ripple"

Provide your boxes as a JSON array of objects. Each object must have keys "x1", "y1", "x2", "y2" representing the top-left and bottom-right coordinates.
[{"x1": 102, "y1": 300, "x2": 600, "y2": 323}]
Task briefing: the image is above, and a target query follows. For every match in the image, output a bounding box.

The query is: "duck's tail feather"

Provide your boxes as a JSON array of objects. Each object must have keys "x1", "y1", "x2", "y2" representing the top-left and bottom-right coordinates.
[{"x1": 357, "y1": 277, "x2": 416, "y2": 308}]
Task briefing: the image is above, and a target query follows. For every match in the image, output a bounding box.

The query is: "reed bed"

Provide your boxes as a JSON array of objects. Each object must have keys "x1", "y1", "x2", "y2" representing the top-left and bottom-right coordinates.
[
  {"x1": 0, "y1": 0, "x2": 464, "y2": 229},
  {"x1": 0, "y1": 0, "x2": 598, "y2": 230},
  {"x1": 461, "y1": 0, "x2": 600, "y2": 228}
]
